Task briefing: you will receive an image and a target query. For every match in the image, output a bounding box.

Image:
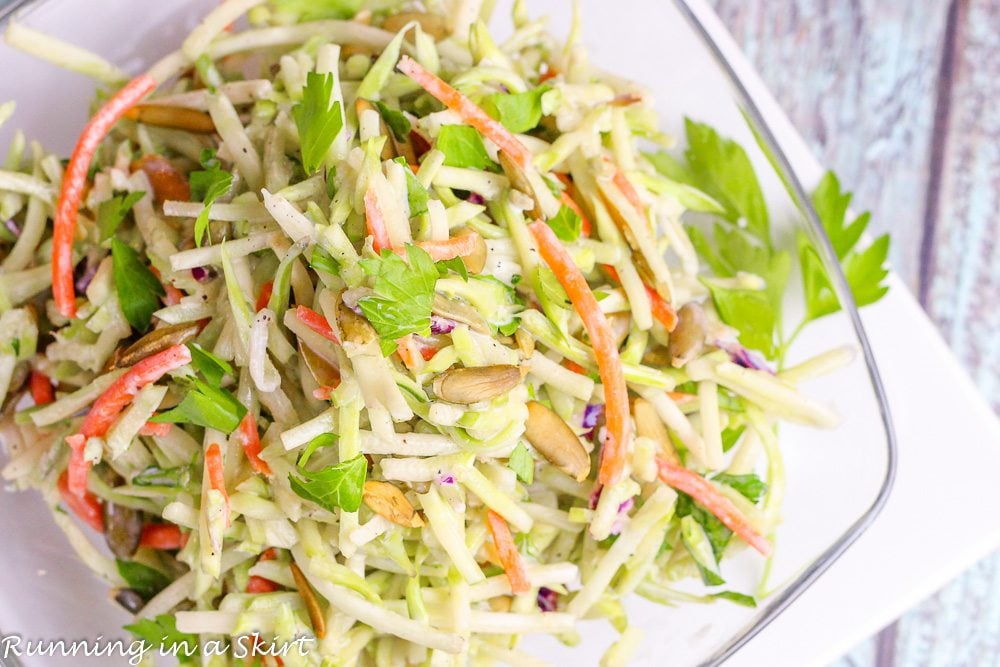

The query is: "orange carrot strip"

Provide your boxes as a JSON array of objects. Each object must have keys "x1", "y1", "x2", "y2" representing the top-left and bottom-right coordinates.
[
  {"x1": 528, "y1": 222, "x2": 629, "y2": 486},
  {"x1": 139, "y1": 421, "x2": 172, "y2": 437},
  {"x1": 562, "y1": 359, "x2": 587, "y2": 375},
  {"x1": 255, "y1": 280, "x2": 273, "y2": 312},
  {"x1": 396, "y1": 56, "x2": 532, "y2": 169},
  {"x1": 246, "y1": 576, "x2": 279, "y2": 593},
  {"x1": 132, "y1": 155, "x2": 190, "y2": 203},
  {"x1": 656, "y1": 459, "x2": 772, "y2": 556},
  {"x1": 53, "y1": 74, "x2": 157, "y2": 318},
  {"x1": 414, "y1": 233, "x2": 482, "y2": 262},
  {"x1": 395, "y1": 335, "x2": 422, "y2": 371},
  {"x1": 29, "y1": 370, "x2": 54, "y2": 406},
  {"x1": 205, "y1": 442, "x2": 230, "y2": 526},
  {"x1": 611, "y1": 167, "x2": 645, "y2": 217},
  {"x1": 561, "y1": 190, "x2": 592, "y2": 238},
  {"x1": 364, "y1": 187, "x2": 392, "y2": 253},
  {"x1": 602, "y1": 264, "x2": 677, "y2": 332},
  {"x1": 485, "y1": 510, "x2": 530, "y2": 594},
  {"x1": 139, "y1": 523, "x2": 186, "y2": 550},
  {"x1": 67, "y1": 344, "x2": 191, "y2": 496},
  {"x1": 295, "y1": 305, "x2": 341, "y2": 344},
  {"x1": 57, "y1": 471, "x2": 103, "y2": 532},
  {"x1": 238, "y1": 412, "x2": 272, "y2": 477}
]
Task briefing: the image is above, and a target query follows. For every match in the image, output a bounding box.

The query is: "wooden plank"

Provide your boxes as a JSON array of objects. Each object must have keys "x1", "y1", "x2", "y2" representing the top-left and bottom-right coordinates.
[{"x1": 708, "y1": 0, "x2": 950, "y2": 293}]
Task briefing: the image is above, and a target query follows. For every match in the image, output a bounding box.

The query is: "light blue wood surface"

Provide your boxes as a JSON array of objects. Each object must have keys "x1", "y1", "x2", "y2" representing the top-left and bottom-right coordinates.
[{"x1": 709, "y1": 0, "x2": 1000, "y2": 664}]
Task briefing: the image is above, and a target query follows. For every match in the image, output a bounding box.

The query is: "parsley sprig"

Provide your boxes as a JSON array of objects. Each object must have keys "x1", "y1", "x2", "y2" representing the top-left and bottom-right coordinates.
[{"x1": 293, "y1": 71, "x2": 344, "y2": 175}]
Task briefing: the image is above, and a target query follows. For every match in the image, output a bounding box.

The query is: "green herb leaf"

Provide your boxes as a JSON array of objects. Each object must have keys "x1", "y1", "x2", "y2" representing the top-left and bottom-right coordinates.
[
  {"x1": 684, "y1": 118, "x2": 770, "y2": 246},
  {"x1": 310, "y1": 245, "x2": 341, "y2": 275},
  {"x1": 676, "y1": 493, "x2": 731, "y2": 564},
  {"x1": 712, "y1": 473, "x2": 767, "y2": 504},
  {"x1": 189, "y1": 157, "x2": 233, "y2": 247},
  {"x1": 186, "y1": 343, "x2": 232, "y2": 388},
  {"x1": 720, "y1": 425, "x2": 745, "y2": 453},
  {"x1": 298, "y1": 433, "x2": 338, "y2": 469},
  {"x1": 289, "y1": 454, "x2": 367, "y2": 513},
  {"x1": 372, "y1": 100, "x2": 411, "y2": 142},
  {"x1": 293, "y1": 71, "x2": 344, "y2": 175},
  {"x1": 545, "y1": 204, "x2": 582, "y2": 242},
  {"x1": 272, "y1": 0, "x2": 362, "y2": 20},
  {"x1": 482, "y1": 87, "x2": 549, "y2": 133},
  {"x1": 111, "y1": 239, "x2": 165, "y2": 333},
  {"x1": 98, "y1": 191, "x2": 145, "y2": 241},
  {"x1": 436, "y1": 125, "x2": 498, "y2": 171},
  {"x1": 116, "y1": 560, "x2": 171, "y2": 600},
  {"x1": 393, "y1": 156, "x2": 429, "y2": 216},
  {"x1": 124, "y1": 614, "x2": 199, "y2": 658},
  {"x1": 359, "y1": 245, "x2": 438, "y2": 352},
  {"x1": 151, "y1": 379, "x2": 246, "y2": 434},
  {"x1": 710, "y1": 591, "x2": 757, "y2": 608},
  {"x1": 702, "y1": 279, "x2": 775, "y2": 357},
  {"x1": 798, "y1": 171, "x2": 890, "y2": 321},
  {"x1": 507, "y1": 442, "x2": 534, "y2": 484}
]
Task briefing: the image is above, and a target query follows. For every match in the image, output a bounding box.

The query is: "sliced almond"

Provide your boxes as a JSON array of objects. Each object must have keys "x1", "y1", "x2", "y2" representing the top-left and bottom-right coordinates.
[
  {"x1": 381, "y1": 11, "x2": 449, "y2": 40},
  {"x1": 514, "y1": 328, "x2": 535, "y2": 359},
  {"x1": 488, "y1": 596, "x2": 513, "y2": 612},
  {"x1": 300, "y1": 341, "x2": 341, "y2": 389},
  {"x1": 667, "y1": 302, "x2": 706, "y2": 368},
  {"x1": 115, "y1": 321, "x2": 201, "y2": 369},
  {"x1": 524, "y1": 401, "x2": 591, "y2": 482},
  {"x1": 455, "y1": 228, "x2": 488, "y2": 274},
  {"x1": 498, "y1": 151, "x2": 543, "y2": 220},
  {"x1": 432, "y1": 293, "x2": 490, "y2": 334},
  {"x1": 289, "y1": 562, "x2": 327, "y2": 639},
  {"x1": 633, "y1": 397, "x2": 680, "y2": 464},
  {"x1": 363, "y1": 480, "x2": 424, "y2": 528},
  {"x1": 433, "y1": 365, "x2": 522, "y2": 404},
  {"x1": 124, "y1": 104, "x2": 215, "y2": 133},
  {"x1": 336, "y1": 302, "x2": 378, "y2": 346}
]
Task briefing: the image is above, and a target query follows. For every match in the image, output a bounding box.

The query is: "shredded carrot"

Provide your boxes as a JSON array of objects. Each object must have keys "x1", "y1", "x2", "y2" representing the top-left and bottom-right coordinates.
[
  {"x1": 29, "y1": 369, "x2": 54, "y2": 406},
  {"x1": 555, "y1": 173, "x2": 592, "y2": 237},
  {"x1": 57, "y1": 471, "x2": 103, "y2": 532},
  {"x1": 418, "y1": 342, "x2": 439, "y2": 361},
  {"x1": 295, "y1": 305, "x2": 341, "y2": 344},
  {"x1": 396, "y1": 56, "x2": 532, "y2": 169},
  {"x1": 395, "y1": 335, "x2": 422, "y2": 371},
  {"x1": 238, "y1": 412, "x2": 272, "y2": 476},
  {"x1": 205, "y1": 442, "x2": 230, "y2": 526},
  {"x1": 53, "y1": 74, "x2": 157, "y2": 319},
  {"x1": 415, "y1": 233, "x2": 482, "y2": 262},
  {"x1": 485, "y1": 510, "x2": 530, "y2": 594},
  {"x1": 611, "y1": 167, "x2": 645, "y2": 217},
  {"x1": 246, "y1": 576, "x2": 279, "y2": 593},
  {"x1": 139, "y1": 523, "x2": 186, "y2": 550},
  {"x1": 364, "y1": 187, "x2": 391, "y2": 254},
  {"x1": 528, "y1": 222, "x2": 629, "y2": 486},
  {"x1": 562, "y1": 359, "x2": 587, "y2": 375},
  {"x1": 139, "y1": 421, "x2": 172, "y2": 437},
  {"x1": 656, "y1": 459, "x2": 772, "y2": 556},
  {"x1": 667, "y1": 391, "x2": 696, "y2": 404},
  {"x1": 538, "y1": 66, "x2": 559, "y2": 83},
  {"x1": 255, "y1": 280, "x2": 274, "y2": 312},
  {"x1": 66, "y1": 344, "x2": 192, "y2": 497},
  {"x1": 150, "y1": 266, "x2": 183, "y2": 306},
  {"x1": 312, "y1": 386, "x2": 335, "y2": 401},
  {"x1": 602, "y1": 264, "x2": 678, "y2": 331}
]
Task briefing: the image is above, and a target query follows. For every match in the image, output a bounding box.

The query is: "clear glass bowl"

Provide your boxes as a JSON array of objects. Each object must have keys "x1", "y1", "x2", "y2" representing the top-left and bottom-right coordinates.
[{"x1": 0, "y1": 1, "x2": 895, "y2": 665}]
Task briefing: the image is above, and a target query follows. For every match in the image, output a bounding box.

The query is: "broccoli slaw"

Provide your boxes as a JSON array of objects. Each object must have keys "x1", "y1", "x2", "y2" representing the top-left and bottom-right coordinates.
[{"x1": 0, "y1": 1, "x2": 892, "y2": 665}]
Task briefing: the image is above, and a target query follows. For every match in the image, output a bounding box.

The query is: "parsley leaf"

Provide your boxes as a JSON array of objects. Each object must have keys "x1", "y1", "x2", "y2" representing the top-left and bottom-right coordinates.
[
  {"x1": 702, "y1": 279, "x2": 775, "y2": 357},
  {"x1": 393, "y1": 157, "x2": 429, "y2": 216},
  {"x1": 436, "y1": 125, "x2": 498, "y2": 171},
  {"x1": 98, "y1": 191, "x2": 145, "y2": 241},
  {"x1": 186, "y1": 343, "x2": 232, "y2": 387},
  {"x1": 293, "y1": 71, "x2": 344, "y2": 175},
  {"x1": 798, "y1": 171, "x2": 890, "y2": 321},
  {"x1": 436, "y1": 256, "x2": 469, "y2": 281},
  {"x1": 124, "y1": 614, "x2": 199, "y2": 658},
  {"x1": 684, "y1": 118, "x2": 770, "y2": 247},
  {"x1": 358, "y1": 245, "x2": 438, "y2": 354},
  {"x1": 711, "y1": 591, "x2": 757, "y2": 608},
  {"x1": 507, "y1": 442, "x2": 534, "y2": 484},
  {"x1": 545, "y1": 204, "x2": 582, "y2": 242},
  {"x1": 676, "y1": 493, "x2": 731, "y2": 565},
  {"x1": 289, "y1": 454, "x2": 367, "y2": 513},
  {"x1": 116, "y1": 560, "x2": 171, "y2": 600},
  {"x1": 482, "y1": 87, "x2": 549, "y2": 133},
  {"x1": 111, "y1": 239, "x2": 164, "y2": 333},
  {"x1": 372, "y1": 100, "x2": 411, "y2": 142},
  {"x1": 151, "y1": 379, "x2": 246, "y2": 434},
  {"x1": 712, "y1": 473, "x2": 767, "y2": 504},
  {"x1": 720, "y1": 425, "x2": 745, "y2": 453},
  {"x1": 189, "y1": 154, "x2": 233, "y2": 247}
]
